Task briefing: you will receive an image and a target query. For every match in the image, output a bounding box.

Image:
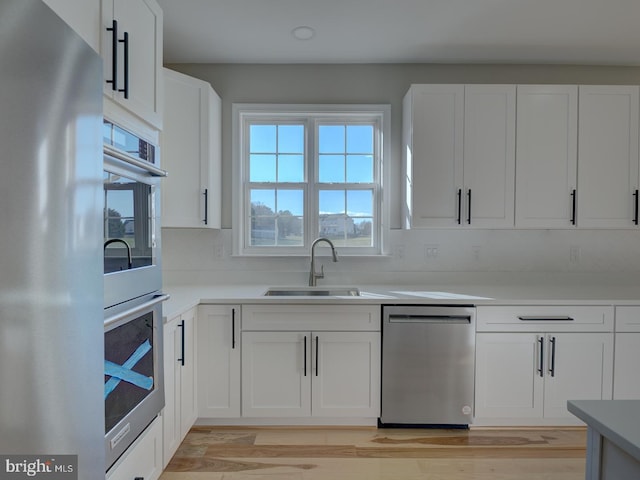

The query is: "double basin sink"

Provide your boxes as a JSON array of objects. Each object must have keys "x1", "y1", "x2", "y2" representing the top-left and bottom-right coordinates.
[{"x1": 263, "y1": 287, "x2": 361, "y2": 297}]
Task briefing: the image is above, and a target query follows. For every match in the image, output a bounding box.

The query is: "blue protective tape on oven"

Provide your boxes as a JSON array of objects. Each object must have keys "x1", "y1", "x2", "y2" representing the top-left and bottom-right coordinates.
[
  {"x1": 104, "y1": 339, "x2": 153, "y2": 399},
  {"x1": 104, "y1": 360, "x2": 153, "y2": 391}
]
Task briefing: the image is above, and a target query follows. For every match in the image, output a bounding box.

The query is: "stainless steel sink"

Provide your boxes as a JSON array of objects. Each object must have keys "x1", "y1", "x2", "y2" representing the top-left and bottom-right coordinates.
[{"x1": 263, "y1": 287, "x2": 360, "y2": 297}]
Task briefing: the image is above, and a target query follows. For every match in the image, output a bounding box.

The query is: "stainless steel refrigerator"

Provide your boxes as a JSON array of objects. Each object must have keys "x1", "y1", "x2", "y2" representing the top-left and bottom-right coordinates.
[{"x1": 0, "y1": 1, "x2": 105, "y2": 477}]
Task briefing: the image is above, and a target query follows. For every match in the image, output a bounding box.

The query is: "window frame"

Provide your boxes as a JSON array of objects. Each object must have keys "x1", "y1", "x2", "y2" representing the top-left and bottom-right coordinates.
[{"x1": 233, "y1": 104, "x2": 390, "y2": 256}]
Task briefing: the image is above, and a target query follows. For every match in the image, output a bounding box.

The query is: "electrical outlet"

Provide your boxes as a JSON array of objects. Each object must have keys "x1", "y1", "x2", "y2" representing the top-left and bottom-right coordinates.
[
  {"x1": 424, "y1": 244, "x2": 439, "y2": 259},
  {"x1": 472, "y1": 245, "x2": 481, "y2": 261},
  {"x1": 214, "y1": 244, "x2": 224, "y2": 258},
  {"x1": 569, "y1": 245, "x2": 580, "y2": 263},
  {"x1": 394, "y1": 244, "x2": 405, "y2": 260}
]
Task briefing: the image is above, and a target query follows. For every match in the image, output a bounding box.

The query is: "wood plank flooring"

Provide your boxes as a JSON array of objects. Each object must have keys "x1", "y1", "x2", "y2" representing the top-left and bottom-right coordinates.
[{"x1": 161, "y1": 426, "x2": 587, "y2": 479}]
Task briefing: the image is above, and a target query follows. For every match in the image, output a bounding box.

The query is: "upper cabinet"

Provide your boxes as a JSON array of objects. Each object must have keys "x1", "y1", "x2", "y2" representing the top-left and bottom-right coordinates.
[
  {"x1": 42, "y1": 0, "x2": 101, "y2": 52},
  {"x1": 162, "y1": 69, "x2": 222, "y2": 229},
  {"x1": 577, "y1": 86, "x2": 640, "y2": 228},
  {"x1": 515, "y1": 85, "x2": 578, "y2": 228},
  {"x1": 403, "y1": 84, "x2": 515, "y2": 228},
  {"x1": 101, "y1": 0, "x2": 163, "y2": 129}
]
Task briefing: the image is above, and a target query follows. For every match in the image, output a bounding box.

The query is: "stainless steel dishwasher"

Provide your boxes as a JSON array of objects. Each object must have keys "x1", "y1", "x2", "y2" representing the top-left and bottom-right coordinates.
[{"x1": 380, "y1": 305, "x2": 476, "y2": 426}]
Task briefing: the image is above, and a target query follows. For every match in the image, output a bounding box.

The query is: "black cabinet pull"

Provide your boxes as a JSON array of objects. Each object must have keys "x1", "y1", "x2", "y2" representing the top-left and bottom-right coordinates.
[
  {"x1": 178, "y1": 319, "x2": 185, "y2": 366},
  {"x1": 315, "y1": 336, "x2": 319, "y2": 377},
  {"x1": 467, "y1": 189, "x2": 472, "y2": 225},
  {"x1": 203, "y1": 189, "x2": 209, "y2": 225},
  {"x1": 106, "y1": 20, "x2": 118, "y2": 90},
  {"x1": 303, "y1": 336, "x2": 307, "y2": 377},
  {"x1": 537, "y1": 336, "x2": 544, "y2": 378},
  {"x1": 634, "y1": 190, "x2": 639, "y2": 225},
  {"x1": 570, "y1": 189, "x2": 576, "y2": 225},
  {"x1": 118, "y1": 31, "x2": 129, "y2": 99},
  {"x1": 231, "y1": 308, "x2": 236, "y2": 349},
  {"x1": 456, "y1": 188, "x2": 462, "y2": 224},
  {"x1": 549, "y1": 336, "x2": 556, "y2": 377}
]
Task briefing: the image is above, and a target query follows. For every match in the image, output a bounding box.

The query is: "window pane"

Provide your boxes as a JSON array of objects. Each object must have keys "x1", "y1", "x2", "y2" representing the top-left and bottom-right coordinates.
[
  {"x1": 351, "y1": 218, "x2": 373, "y2": 246},
  {"x1": 250, "y1": 189, "x2": 275, "y2": 212},
  {"x1": 278, "y1": 155, "x2": 304, "y2": 182},
  {"x1": 319, "y1": 214, "x2": 350, "y2": 240},
  {"x1": 319, "y1": 125, "x2": 345, "y2": 153},
  {"x1": 346, "y1": 155, "x2": 373, "y2": 183},
  {"x1": 278, "y1": 125, "x2": 304, "y2": 153},
  {"x1": 319, "y1": 189, "x2": 345, "y2": 215},
  {"x1": 250, "y1": 154, "x2": 276, "y2": 182},
  {"x1": 251, "y1": 217, "x2": 276, "y2": 246},
  {"x1": 277, "y1": 189, "x2": 303, "y2": 217},
  {"x1": 346, "y1": 125, "x2": 373, "y2": 153},
  {"x1": 347, "y1": 189, "x2": 373, "y2": 217},
  {"x1": 250, "y1": 125, "x2": 276, "y2": 152},
  {"x1": 318, "y1": 155, "x2": 345, "y2": 183}
]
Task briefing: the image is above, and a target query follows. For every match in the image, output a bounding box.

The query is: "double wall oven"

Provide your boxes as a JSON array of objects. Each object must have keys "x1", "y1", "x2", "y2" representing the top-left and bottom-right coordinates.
[{"x1": 102, "y1": 119, "x2": 168, "y2": 470}]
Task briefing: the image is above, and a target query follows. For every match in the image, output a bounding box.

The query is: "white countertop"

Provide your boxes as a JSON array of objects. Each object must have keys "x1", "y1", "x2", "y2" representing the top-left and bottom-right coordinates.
[
  {"x1": 568, "y1": 400, "x2": 640, "y2": 461},
  {"x1": 161, "y1": 281, "x2": 640, "y2": 321}
]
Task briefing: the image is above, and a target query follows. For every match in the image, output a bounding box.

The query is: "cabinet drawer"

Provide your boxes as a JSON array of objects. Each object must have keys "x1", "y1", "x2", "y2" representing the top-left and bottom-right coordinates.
[
  {"x1": 477, "y1": 306, "x2": 613, "y2": 332},
  {"x1": 615, "y1": 306, "x2": 640, "y2": 332},
  {"x1": 242, "y1": 305, "x2": 381, "y2": 332}
]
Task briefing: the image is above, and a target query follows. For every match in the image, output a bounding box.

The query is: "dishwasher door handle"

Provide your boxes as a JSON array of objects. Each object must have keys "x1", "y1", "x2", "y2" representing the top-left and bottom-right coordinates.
[{"x1": 388, "y1": 315, "x2": 471, "y2": 324}]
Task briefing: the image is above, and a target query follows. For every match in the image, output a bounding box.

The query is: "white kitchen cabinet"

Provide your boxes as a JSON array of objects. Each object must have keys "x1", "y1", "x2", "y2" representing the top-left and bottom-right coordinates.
[
  {"x1": 106, "y1": 416, "x2": 163, "y2": 480},
  {"x1": 43, "y1": 0, "x2": 100, "y2": 52},
  {"x1": 403, "y1": 84, "x2": 515, "y2": 228},
  {"x1": 197, "y1": 305, "x2": 241, "y2": 418},
  {"x1": 241, "y1": 305, "x2": 380, "y2": 419},
  {"x1": 162, "y1": 69, "x2": 222, "y2": 229},
  {"x1": 578, "y1": 86, "x2": 640, "y2": 228},
  {"x1": 515, "y1": 85, "x2": 578, "y2": 228},
  {"x1": 101, "y1": 0, "x2": 163, "y2": 128},
  {"x1": 475, "y1": 306, "x2": 614, "y2": 426},
  {"x1": 613, "y1": 306, "x2": 640, "y2": 399},
  {"x1": 162, "y1": 307, "x2": 197, "y2": 467}
]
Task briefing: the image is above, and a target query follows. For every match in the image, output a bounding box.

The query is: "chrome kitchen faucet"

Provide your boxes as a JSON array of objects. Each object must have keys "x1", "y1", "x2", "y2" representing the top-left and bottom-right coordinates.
[{"x1": 309, "y1": 237, "x2": 338, "y2": 286}]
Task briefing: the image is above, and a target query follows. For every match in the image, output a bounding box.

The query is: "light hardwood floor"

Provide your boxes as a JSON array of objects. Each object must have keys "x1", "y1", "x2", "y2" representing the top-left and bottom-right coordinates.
[{"x1": 160, "y1": 426, "x2": 587, "y2": 480}]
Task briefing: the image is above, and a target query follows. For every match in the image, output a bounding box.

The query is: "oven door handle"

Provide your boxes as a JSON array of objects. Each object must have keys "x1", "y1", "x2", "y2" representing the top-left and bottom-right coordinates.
[
  {"x1": 104, "y1": 144, "x2": 168, "y2": 177},
  {"x1": 104, "y1": 294, "x2": 170, "y2": 329}
]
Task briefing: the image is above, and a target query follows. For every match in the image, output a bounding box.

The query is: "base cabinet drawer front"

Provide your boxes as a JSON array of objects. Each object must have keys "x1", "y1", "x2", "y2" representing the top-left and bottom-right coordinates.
[
  {"x1": 475, "y1": 332, "x2": 613, "y2": 426},
  {"x1": 241, "y1": 305, "x2": 381, "y2": 332},
  {"x1": 106, "y1": 416, "x2": 163, "y2": 480},
  {"x1": 615, "y1": 306, "x2": 640, "y2": 332},
  {"x1": 613, "y1": 333, "x2": 640, "y2": 399},
  {"x1": 477, "y1": 305, "x2": 614, "y2": 332}
]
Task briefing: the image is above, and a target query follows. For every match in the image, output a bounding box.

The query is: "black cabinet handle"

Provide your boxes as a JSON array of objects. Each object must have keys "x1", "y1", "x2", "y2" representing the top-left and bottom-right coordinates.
[
  {"x1": 106, "y1": 20, "x2": 118, "y2": 90},
  {"x1": 118, "y1": 31, "x2": 129, "y2": 99},
  {"x1": 178, "y1": 319, "x2": 185, "y2": 366},
  {"x1": 549, "y1": 336, "x2": 556, "y2": 377},
  {"x1": 537, "y1": 336, "x2": 544, "y2": 378},
  {"x1": 456, "y1": 188, "x2": 462, "y2": 224},
  {"x1": 634, "y1": 190, "x2": 639, "y2": 225},
  {"x1": 315, "y1": 336, "x2": 319, "y2": 377},
  {"x1": 203, "y1": 189, "x2": 209, "y2": 225},
  {"x1": 467, "y1": 189, "x2": 472, "y2": 225},
  {"x1": 303, "y1": 336, "x2": 307, "y2": 377},
  {"x1": 571, "y1": 189, "x2": 576, "y2": 225},
  {"x1": 231, "y1": 308, "x2": 236, "y2": 349}
]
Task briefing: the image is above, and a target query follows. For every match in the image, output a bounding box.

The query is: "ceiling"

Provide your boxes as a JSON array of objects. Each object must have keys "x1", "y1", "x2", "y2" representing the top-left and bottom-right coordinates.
[{"x1": 157, "y1": 0, "x2": 640, "y2": 65}]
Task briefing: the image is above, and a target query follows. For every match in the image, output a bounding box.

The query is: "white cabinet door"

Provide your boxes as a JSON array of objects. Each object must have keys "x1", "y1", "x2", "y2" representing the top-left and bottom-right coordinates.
[
  {"x1": 613, "y1": 333, "x2": 640, "y2": 399},
  {"x1": 43, "y1": 0, "x2": 100, "y2": 51},
  {"x1": 475, "y1": 333, "x2": 544, "y2": 421},
  {"x1": 516, "y1": 85, "x2": 578, "y2": 228},
  {"x1": 312, "y1": 332, "x2": 380, "y2": 417},
  {"x1": 463, "y1": 85, "x2": 516, "y2": 228},
  {"x1": 162, "y1": 69, "x2": 222, "y2": 228},
  {"x1": 101, "y1": 0, "x2": 163, "y2": 128},
  {"x1": 179, "y1": 307, "x2": 198, "y2": 438},
  {"x1": 107, "y1": 416, "x2": 163, "y2": 480},
  {"x1": 543, "y1": 333, "x2": 613, "y2": 420},
  {"x1": 242, "y1": 331, "x2": 311, "y2": 417},
  {"x1": 578, "y1": 86, "x2": 640, "y2": 228},
  {"x1": 404, "y1": 84, "x2": 464, "y2": 227},
  {"x1": 198, "y1": 305, "x2": 241, "y2": 418}
]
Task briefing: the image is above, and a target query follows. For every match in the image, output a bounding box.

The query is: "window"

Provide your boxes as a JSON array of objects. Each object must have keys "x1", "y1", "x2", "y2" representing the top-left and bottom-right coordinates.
[{"x1": 233, "y1": 104, "x2": 390, "y2": 256}]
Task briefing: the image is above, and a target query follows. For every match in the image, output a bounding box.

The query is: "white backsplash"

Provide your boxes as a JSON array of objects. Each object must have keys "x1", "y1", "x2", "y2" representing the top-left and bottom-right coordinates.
[{"x1": 161, "y1": 227, "x2": 640, "y2": 287}]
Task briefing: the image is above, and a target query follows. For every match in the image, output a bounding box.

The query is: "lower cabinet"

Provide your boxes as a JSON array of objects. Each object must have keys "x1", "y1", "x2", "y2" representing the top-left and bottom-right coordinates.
[
  {"x1": 474, "y1": 306, "x2": 614, "y2": 426},
  {"x1": 241, "y1": 305, "x2": 381, "y2": 419},
  {"x1": 106, "y1": 416, "x2": 163, "y2": 480},
  {"x1": 197, "y1": 305, "x2": 241, "y2": 418},
  {"x1": 614, "y1": 306, "x2": 640, "y2": 399},
  {"x1": 162, "y1": 307, "x2": 197, "y2": 467}
]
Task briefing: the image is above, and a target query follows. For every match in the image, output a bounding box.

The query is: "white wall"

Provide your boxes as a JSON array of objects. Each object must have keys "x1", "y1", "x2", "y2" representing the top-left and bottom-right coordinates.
[{"x1": 162, "y1": 63, "x2": 640, "y2": 286}]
